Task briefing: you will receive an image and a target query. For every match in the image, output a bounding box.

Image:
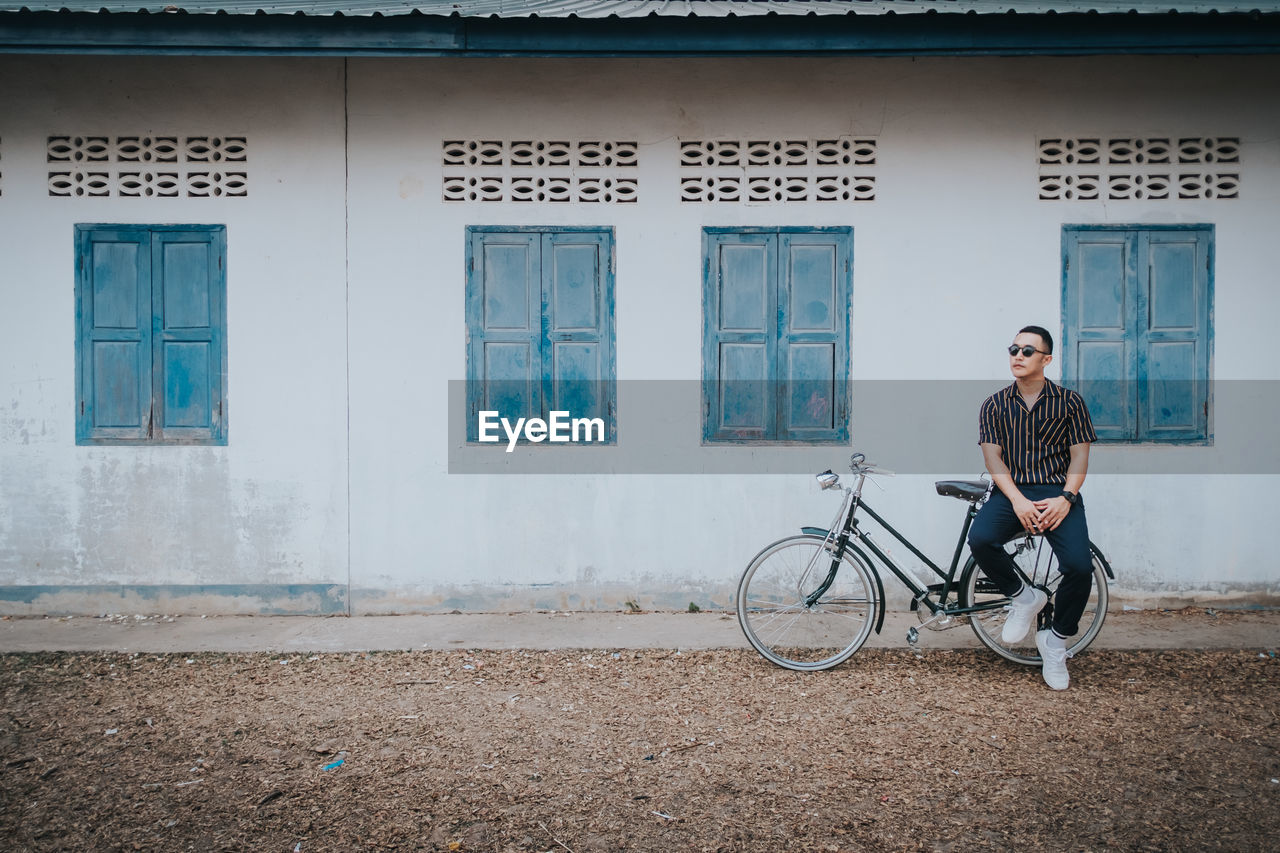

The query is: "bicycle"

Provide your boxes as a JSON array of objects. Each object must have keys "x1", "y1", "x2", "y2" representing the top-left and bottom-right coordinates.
[{"x1": 736, "y1": 453, "x2": 1113, "y2": 671}]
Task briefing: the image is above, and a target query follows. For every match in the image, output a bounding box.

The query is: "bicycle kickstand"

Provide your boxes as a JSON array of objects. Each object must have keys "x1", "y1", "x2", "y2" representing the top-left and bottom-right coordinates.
[
  {"x1": 906, "y1": 615, "x2": 942, "y2": 658},
  {"x1": 905, "y1": 622, "x2": 932, "y2": 659},
  {"x1": 1037, "y1": 599, "x2": 1055, "y2": 632}
]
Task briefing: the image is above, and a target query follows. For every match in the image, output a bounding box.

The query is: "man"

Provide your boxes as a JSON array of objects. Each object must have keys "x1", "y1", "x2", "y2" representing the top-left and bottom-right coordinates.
[{"x1": 968, "y1": 325, "x2": 1097, "y2": 690}]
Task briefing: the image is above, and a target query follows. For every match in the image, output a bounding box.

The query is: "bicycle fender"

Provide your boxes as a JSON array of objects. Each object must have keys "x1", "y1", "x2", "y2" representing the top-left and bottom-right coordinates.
[
  {"x1": 798, "y1": 529, "x2": 885, "y2": 635},
  {"x1": 844, "y1": 541, "x2": 887, "y2": 636},
  {"x1": 1090, "y1": 542, "x2": 1116, "y2": 581}
]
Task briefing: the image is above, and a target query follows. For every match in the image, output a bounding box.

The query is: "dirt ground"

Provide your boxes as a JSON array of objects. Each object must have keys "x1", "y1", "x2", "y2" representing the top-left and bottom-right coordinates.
[{"x1": 1, "y1": 644, "x2": 1277, "y2": 852}]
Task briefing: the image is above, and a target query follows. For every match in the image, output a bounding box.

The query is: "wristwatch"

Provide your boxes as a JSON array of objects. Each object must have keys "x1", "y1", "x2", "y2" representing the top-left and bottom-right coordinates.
[{"x1": 1062, "y1": 490, "x2": 1079, "y2": 505}]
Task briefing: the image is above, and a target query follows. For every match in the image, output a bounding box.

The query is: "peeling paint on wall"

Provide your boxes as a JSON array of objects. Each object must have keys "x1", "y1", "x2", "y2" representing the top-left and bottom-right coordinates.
[{"x1": 0, "y1": 583, "x2": 347, "y2": 616}]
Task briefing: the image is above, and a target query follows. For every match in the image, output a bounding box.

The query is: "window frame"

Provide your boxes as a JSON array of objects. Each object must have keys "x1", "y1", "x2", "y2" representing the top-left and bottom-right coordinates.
[
  {"x1": 75, "y1": 223, "x2": 228, "y2": 447},
  {"x1": 464, "y1": 225, "x2": 617, "y2": 446},
  {"x1": 1061, "y1": 223, "x2": 1213, "y2": 445},
  {"x1": 701, "y1": 226, "x2": 853, "y2": 445}
]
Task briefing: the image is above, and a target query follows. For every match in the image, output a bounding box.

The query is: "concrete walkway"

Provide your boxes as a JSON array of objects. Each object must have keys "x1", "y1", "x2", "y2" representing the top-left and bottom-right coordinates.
[{"x1": 1, "y1": 608, "x2": 1277, "y2": 654}]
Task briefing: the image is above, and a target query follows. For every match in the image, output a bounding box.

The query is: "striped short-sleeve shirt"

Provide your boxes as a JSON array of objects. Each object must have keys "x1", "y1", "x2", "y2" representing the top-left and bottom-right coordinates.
[{"x1": 978, "y1": 380, "x2": 1097, "y2": 485}]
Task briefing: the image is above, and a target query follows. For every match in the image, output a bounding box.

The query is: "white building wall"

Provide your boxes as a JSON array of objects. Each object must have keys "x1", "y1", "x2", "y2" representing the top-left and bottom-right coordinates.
[
  {"x1": 0, "y1": 57, "x2": 352, "y2": 612},
  {"x1": 1, "y1": 53, "x2": 1277, "y2": 614}
]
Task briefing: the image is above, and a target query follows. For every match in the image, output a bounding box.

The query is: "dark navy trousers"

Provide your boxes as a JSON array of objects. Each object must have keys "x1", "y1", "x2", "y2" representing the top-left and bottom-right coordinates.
[{"x1": 966, "y1": 484, "x2": 1093, "y2": 637}]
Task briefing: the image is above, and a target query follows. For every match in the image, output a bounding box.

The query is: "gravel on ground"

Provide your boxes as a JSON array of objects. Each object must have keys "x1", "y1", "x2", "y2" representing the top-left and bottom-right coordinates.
[{"x1": 1, "y1": 643, "x2": 1277, "y2": 852}]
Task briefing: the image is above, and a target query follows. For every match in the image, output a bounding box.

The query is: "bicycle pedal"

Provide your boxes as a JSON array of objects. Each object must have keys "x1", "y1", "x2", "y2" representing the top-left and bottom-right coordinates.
[{"x1": 906, "y1": 626, "x2": 919, "y2": 646}]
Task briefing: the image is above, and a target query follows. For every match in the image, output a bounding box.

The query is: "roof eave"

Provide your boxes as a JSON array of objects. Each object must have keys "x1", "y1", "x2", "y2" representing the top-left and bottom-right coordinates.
[{"x1": 1, "y1": 9, "x2": 1279, "y2": 57}]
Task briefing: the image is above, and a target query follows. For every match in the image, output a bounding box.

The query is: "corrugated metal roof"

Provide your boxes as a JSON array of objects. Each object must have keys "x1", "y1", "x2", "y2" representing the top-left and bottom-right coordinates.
[{"x1": 6, "y1": 1, "x2": 1280, "y2": 18}]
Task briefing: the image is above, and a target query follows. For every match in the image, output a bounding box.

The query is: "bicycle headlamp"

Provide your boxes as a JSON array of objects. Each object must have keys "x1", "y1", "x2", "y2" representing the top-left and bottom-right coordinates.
[{"x1": 816, "y1": 470, "x2": 841, "y2": 490}]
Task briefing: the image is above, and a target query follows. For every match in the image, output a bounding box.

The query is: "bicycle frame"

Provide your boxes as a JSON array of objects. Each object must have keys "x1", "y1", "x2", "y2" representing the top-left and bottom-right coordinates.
[
  {"x1": 803, "y1": 470, "x2": 1026, "y2": 622},
  {"x1": 737, "y1": 453, "x2": 1115, "y2": 670}
]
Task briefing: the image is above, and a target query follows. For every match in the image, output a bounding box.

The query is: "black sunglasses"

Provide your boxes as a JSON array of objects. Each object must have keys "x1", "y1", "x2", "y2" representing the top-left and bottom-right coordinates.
[{"x1": 1008, "y1": 345, "x2": 1050, "y2": 357}]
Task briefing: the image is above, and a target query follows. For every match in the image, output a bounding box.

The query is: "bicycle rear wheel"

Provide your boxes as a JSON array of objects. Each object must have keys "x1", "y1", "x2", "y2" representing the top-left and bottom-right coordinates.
[
  {"x1": 736, "y1": 534, "x2": 878, "y2": 671},
  {"x1": 961, "y1": 537, "x2": 1110, "y2": 665}
]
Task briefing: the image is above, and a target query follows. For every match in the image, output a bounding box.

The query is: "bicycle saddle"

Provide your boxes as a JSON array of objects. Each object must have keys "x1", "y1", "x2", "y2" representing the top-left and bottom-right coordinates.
[{"x1": 934, "y1": 480, "x2": 989, "y2": 502}]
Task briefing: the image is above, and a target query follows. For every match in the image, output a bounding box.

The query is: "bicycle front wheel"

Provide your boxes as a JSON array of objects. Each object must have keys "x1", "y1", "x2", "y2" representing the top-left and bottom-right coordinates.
[
  {"x1": 736, "y1": 534, "x2": 879, "y2": 671},
  {"x1": 962, "y1": 537, "x2": 1110, "y2": 666}
]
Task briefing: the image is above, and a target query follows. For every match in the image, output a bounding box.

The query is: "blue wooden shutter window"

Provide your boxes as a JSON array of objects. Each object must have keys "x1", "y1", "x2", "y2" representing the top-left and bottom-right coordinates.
[
  {"x1": 466, "y1": 230, "x2": 543, "y2": 433},
  {"x1": 703, "y1": 228, "x2": 851, "y2": 444},
  {"x1": 779, "y1": 232, "x2": 849, "y2": 442},
  {"x1": 77, "y1": 228, "x2": 153, "y2": 442},
  {"x1": 544, "y1": 231, "x2": 613, "y2": 431},
  {"x1": 1139, "y1": 231, "x2": 1211, "y2": 441},
  {"x1": 76, "y1": 224, "x2": 227, "y2": 445},
  {"x1": 703, "y1": 232, "x2": 776, "y2": 441},
  {"x1": 1063, "y1": 225, "x2": 1211, "y2": 444},
  {"x1": 1063, "y1": 229, "x2": 1137, "y2": 441},
  {"x1": 466, "y1": 227, "x2": 616, "y2": 444},
  {"x1": 154, "y1": 231, "x2": 225, "y2": 440}
]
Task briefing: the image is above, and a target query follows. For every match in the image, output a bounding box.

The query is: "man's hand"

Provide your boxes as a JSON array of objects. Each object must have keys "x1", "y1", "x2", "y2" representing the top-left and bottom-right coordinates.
[
  {"x1": 1032, "y1": 495, "x2": 1072, "y2": 532},
  {"x1": 1012, "y1": 496, "x2": 1042, "y2": 533}
]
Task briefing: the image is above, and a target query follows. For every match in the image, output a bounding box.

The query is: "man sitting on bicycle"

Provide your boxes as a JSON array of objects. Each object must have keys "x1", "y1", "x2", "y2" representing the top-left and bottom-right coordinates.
[{"x1": 968, "y1": 325, "x2": 1097, "y2": 690}]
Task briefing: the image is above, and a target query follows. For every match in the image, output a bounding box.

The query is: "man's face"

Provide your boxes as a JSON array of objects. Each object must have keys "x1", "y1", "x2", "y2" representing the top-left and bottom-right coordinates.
[{"x1": 1009, "y1": 332, "x2": 1052, "y2": 380}]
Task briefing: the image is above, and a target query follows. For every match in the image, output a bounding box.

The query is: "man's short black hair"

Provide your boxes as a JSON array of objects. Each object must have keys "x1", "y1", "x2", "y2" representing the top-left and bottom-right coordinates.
[{"x1": 1018, "y1": 325, "x2": 1054, "y2": 355}]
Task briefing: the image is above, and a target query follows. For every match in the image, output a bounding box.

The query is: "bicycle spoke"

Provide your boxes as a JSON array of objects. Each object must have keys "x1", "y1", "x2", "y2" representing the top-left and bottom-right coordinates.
[
  {"x1": 965, "y1": 537, "x2": 1109, "y2": 666},
  {"x1": 755, "y1": 611, "x2": 807, "y2": 647},
  {"x1": 742, "y1": 610, "x2": 805, "y2": 636},
  {"x1": 736, "y1": 535, "x2": 878, "y2": 671}
]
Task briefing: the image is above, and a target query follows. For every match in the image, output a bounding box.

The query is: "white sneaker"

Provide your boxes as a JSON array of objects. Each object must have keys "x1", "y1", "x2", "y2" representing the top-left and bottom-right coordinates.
[
  {"x1": 1036, "y1": 629, "x2": 1070, "y2": 690},
  {"x1": 1000, "y1": 586, "x2": 1048, "y2": 643}
]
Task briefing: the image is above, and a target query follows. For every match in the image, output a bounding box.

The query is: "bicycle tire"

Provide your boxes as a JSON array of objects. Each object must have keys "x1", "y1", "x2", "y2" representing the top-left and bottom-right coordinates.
[
  {"x1": 961, "y1": 538, "x2": 1110, "y2": 666},
  {"x1": 736, "y1": 534, "x2": 879, "y2": 671}
]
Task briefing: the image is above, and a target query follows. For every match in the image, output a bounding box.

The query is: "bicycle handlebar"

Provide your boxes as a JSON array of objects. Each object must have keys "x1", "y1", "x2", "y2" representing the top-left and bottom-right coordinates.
[
  {"x1": 848, "y1": 452, "x2": 895, "y2": 477},
  {"x1": 816, "y1": 453, "x2": 896, "y2": 490}
]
